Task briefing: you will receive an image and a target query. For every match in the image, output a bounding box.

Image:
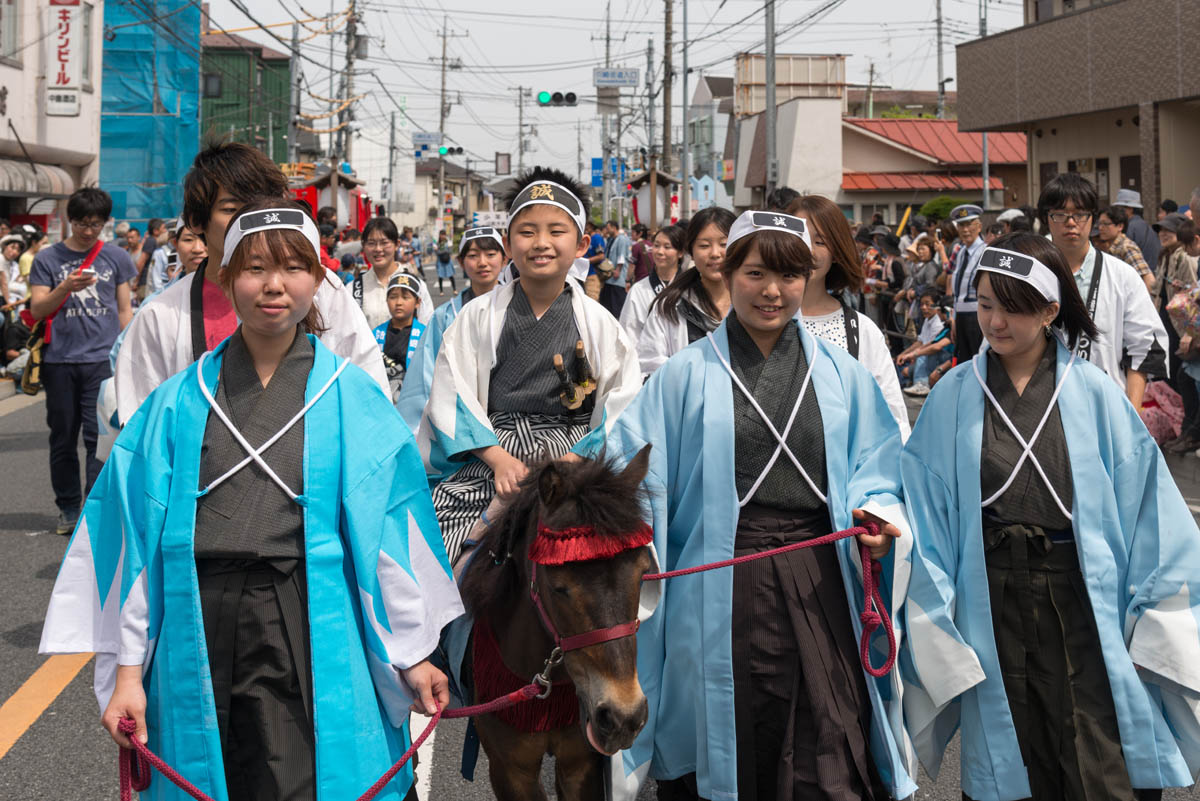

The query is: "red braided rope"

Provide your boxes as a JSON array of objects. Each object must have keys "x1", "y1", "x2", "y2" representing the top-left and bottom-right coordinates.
[
  {"x1": 113, "y1": 524, "x2": 896, "y2": 799},
  {"x1": 116, "y1": 684, "x2": 542, "y2": 801},
  {"x1": 642, "y1": 522, "x2": 897, "y2": 678}
]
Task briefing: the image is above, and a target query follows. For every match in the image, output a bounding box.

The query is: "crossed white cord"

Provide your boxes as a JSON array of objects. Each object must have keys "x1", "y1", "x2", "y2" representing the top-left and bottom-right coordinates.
[
  {"x1": 196, "y1": 350, "x2": 350, "y2": 500},
  {"x1": 706, "y1": 332, "x2": 826, "y2": 507},
  {"x1": 972, "y1": 350, "x2": 1076, "y2": 521}
]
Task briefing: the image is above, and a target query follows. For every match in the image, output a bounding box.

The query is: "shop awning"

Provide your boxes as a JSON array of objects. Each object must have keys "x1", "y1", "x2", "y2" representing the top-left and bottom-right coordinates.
[{"x1": 0, "y1": 159, "x2": 76, "y2": 199}]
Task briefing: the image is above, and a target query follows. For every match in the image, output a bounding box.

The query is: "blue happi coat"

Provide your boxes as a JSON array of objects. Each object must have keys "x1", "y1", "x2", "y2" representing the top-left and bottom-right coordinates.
[
  {"x1": 373, "y1": 317, "x2": 427, "y2": 370},
  {"x1": 40, "y1": 335, "x2": 464, "y2": 801},
  {"x1": 396, "y1": 289, "x2": 471, "y2": 432},
  {"x1": 900, "y1": 340, "x2": 1200, "y2": 801},
  {"x1": 601, "y1": 320, "x2": 919, "y2": 801}
]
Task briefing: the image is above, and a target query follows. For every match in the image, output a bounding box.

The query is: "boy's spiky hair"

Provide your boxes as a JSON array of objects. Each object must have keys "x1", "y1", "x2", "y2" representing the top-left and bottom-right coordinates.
[{"x1": 504, "y1": 166, "x2": 591, "y2": 218}]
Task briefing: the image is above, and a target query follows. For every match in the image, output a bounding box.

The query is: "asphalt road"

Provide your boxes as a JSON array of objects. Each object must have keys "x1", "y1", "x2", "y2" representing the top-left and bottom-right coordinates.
[{"x1": 1, "y1": 348, "x2": 1197, "y2": 800}]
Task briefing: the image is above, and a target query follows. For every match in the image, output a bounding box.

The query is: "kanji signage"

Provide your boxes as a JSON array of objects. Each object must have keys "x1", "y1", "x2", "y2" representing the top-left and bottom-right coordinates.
[{"x1": 46, "y1": 0, "x2": 81, "y2": 117}]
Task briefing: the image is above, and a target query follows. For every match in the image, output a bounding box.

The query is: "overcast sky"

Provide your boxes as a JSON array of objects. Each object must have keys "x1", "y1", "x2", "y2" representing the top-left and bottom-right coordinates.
[{"x1": 207, "y1": 0, "x2": 1025, "y2": 202}]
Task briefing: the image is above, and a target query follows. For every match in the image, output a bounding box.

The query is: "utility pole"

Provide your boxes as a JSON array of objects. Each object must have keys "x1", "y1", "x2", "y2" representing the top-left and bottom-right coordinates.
[
  {"x1": 327, "y1": 0, "x2": 335, "y2": 159},
  {"x1": 866, "y1": 62, "x2": 876, "y2": 118},
  {"x1": 935, "y1": 0, "x2": 945, "y2": 119},
  {"x1": 646, "y1": 38, "x2": 655, "y2": 160},
  {"x1": 511, "y1": 86, "x2": 528, "y2": 173},
  {"x1": 387, "y1": 111, "x2": 396, "y2": 215},
  {"x1": 464, "y1": 155, "x2": 472, "y2": 222},
  {"x1": 979, "y1": 0, "x2": 989, "y2": 209},
  {"x1": 603, "y1": 1, "x2": 612, "y2": 224},
  {"x1": 647, "y1": 37, "x2": 657, "y2": 227},
  {"x1": 577, "y1": 120, "x2": 584, "y2": 184},
  {"x1": 765, "y1": 0, "x2": 777, "y2": 196},
  {"x1": 343, "y1": 0, "x2": 355, "y2": 164},
  {"x1": 338, "y1": 1, "x2": 357, "y2": 164},
  {"x1": 287, "y1": 22, "x2": 299, "y2": 163},
  {"x1": 662, "y1": 0, "x2": 673, "y2": 187},
  {"x1": 680, "y1": 0, "x2": 689, "y2": 219}
]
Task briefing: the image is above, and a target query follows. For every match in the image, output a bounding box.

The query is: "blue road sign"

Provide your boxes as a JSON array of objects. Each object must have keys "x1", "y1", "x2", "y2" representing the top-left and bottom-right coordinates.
[{"x1": 591, "y1": 157, "x2": 603, "y2": 188}]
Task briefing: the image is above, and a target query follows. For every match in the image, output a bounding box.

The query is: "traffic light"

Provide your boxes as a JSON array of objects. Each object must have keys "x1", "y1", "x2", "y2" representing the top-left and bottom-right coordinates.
[
  {"x1": 536, "y1": 90, "x2": 577, "y2": 107},
  {"x1": 438, "y1": 146, "x2": 463, "y2": 156}
]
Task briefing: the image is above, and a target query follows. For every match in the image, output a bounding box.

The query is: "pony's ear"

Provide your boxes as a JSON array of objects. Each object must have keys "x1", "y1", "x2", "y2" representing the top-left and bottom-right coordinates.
[
  {"x1": 538, "y1": 462, "x2": 565, "y2": 508},
  {"x1": 620, "y1": 444, "x2": 652, "y2": 486}
]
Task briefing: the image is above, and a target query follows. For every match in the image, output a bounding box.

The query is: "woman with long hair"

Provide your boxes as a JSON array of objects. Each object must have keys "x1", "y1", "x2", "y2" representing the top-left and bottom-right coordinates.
[
  {"x1": 619, "y1": 223, "x2": 686, "y2": 346},
  {"x1": 788, "y1": 194, "x2": 911, "y2": 438},
  {"x1": 902, "y1": 232, "x2": 1200, "y2": 800},
  {"x1": 606, "y1": 209, "x2": 916, "y2": 801},
  {"x1": 636, "y1": 207, "x2": 736, "y2": 376}
]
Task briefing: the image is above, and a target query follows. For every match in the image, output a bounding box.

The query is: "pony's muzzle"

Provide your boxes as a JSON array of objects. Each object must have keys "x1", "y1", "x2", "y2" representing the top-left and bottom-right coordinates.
[{"x1": 587, "y1": 692, "x2": 649, "y2": 754}]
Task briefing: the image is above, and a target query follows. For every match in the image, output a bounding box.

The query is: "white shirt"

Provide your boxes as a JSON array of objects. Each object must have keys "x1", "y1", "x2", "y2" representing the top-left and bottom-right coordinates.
[
  {"x1": 114, "y1": 270, "x2": 388, "y2": 426},
  {"x1": 917, "y1": 314, "x2": 945, "y2": 345},
  {"x1": 5, "y1": 258, "x2": 26, "y2": 304}
]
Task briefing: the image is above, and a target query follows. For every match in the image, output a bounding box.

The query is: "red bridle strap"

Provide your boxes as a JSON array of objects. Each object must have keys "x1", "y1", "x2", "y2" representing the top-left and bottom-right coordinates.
[{"x1": 529, "y1": 562, "x2": 641, "y2": 652}]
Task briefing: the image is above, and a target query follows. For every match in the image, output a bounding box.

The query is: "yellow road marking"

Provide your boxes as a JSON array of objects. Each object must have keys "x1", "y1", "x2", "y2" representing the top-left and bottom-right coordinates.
[{"x1": 0, "y1": 653, "x2": 94, "y2": 760}]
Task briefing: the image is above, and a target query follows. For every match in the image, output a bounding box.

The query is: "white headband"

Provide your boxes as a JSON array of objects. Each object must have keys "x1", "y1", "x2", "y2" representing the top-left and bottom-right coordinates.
[
  {"x1": 459, "y1": 226, "x2": 506, "y2": 256},
  {"x1": 975, "y1": 246, "x2": 1061, "y2": 304},
  {"x1": 727, "y1": 210, "x2": 813, "y2": 252},
  {"x1": 220, "y1": 208, "x2": 321, "y2": 268},
  {"x1": 508, "y1": 180, "x2": 586, "y2": 235}
]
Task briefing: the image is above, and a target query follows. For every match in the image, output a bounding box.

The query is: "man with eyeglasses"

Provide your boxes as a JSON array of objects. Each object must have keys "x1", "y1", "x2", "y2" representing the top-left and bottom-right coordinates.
[
  {"x1": 1039, "y1": 172, "x2": 1167, "y2": 407},
  {"x1": 28, "y1": 187, "x2": 137, "y2": 535},
  {"x1": 947, "y1": 203, "x2": 988, "y2": 362},
  {"x1": 1094, "y1": 206, "x2": 1152, "y2": 294}
]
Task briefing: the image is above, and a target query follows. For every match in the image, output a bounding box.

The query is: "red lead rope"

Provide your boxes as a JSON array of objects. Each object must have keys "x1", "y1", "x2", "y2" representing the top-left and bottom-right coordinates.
[
  {"x1": 116, "y1": 522, "x2": 896, "y2": 800},
  {"x1": 643, "y1": 522, "x2": 896, "y2": 679},
  {"x1": 118, "y1": 684, "x2": 543, "y2": 801}
]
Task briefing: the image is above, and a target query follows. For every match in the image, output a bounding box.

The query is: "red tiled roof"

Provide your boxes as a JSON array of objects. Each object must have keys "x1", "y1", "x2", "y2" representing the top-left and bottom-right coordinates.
[
  {"x1": 844, "y1": 118, "x2": 1026, "y2": 165},
  {"x1": 842, "y1": 172, "x2": 1004, "y2": 192}
]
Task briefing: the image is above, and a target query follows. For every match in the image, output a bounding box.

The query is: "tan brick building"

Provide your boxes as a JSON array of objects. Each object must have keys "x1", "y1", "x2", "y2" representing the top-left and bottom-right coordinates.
[{"x1": 956, "y1": 0, "x2": 1200, "y2": 212}]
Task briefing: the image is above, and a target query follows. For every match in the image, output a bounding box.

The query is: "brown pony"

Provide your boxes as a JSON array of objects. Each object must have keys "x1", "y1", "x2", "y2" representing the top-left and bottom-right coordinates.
[{"x1": 458, "y1": 446, "x2": 654, "y2": 801}]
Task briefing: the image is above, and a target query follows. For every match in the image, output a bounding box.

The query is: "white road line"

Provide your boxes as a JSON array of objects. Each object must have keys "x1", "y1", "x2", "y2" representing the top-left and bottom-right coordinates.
[
  {"x1": 0, "y1": 390, "x2": 40, "y2": 418},
  {"x1": 412, "y1": 712, "x2": 436, "y2": 798}
]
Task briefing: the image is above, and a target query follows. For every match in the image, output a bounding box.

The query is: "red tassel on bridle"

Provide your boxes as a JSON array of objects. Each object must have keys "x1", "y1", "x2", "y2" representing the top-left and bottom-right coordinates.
[{"x1": 528, "y1": 521, "x2": 653, "y2": 565}]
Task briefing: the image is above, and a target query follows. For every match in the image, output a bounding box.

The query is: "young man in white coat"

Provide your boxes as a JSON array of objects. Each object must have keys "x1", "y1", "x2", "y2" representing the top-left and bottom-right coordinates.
[
  {"x1": 113, "y1": 141, "x2": 387, "y2": 425},
  {"x1": 1038, "y1": 173, "x2": 1167, "y2": 408}
]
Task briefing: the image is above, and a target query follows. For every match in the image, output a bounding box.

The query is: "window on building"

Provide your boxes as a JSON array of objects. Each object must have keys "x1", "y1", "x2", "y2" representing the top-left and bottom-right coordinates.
[
  {"x1": 0, "y1": 0, "x2": 19, "y2": 64},
  {"x1": 1034, "y1": 0, "x2": 1054, "y2": 19},
  {"x1": 1039, "y1": 162, "x2": 1059, "y2": 193},
  {"x1": 203, "y1": 73, "x2": 222, "y2": 98},
  {"x1": 79, "y1": 3, "x2": 92, "y2": 88}
]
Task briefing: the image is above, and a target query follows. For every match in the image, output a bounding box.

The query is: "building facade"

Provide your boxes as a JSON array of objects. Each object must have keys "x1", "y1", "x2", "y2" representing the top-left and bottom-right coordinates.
[
  {"x1": 0, "y1": 0, "x2": 105, "y2": 235},
  {"x1": 200, "y1": 13, "x2": 290, "y2": 165},
  {"x1": 956, "y1": 0, "x2": 1200, "y2": 212},
  {"x1": 733, "y1": 97, "x2": 1025, "y2": 223}
]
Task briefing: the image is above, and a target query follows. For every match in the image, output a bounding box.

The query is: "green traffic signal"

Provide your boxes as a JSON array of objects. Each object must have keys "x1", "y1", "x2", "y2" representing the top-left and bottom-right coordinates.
[
  {"x1": 537, "y1": 90, "x2": 552, "y2": 104},
  {"x1": 438, "y1": 145, "x2": 448, "y2": 155}
]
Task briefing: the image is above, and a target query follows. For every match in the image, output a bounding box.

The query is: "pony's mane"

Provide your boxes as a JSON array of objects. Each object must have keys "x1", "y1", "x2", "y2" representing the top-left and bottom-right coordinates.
[{"x1": 459, "y1": 452, "x2": 648, "y2": 617}]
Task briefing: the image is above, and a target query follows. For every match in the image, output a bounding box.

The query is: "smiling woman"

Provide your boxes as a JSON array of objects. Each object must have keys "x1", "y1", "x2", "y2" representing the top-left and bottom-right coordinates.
[{"x1": 602, "y1": 211, "x2": 917, "y2": 801}]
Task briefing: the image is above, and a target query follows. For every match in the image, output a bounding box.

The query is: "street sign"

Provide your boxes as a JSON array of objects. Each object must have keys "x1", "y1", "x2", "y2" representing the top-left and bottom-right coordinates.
[
  {"x1": 495, "y1": 152, "x2": 511, "y2": 175},
  {"x1": 473, "y1": 211, "x2": 508, "y2": 228},
  {"x1": 593, "y1": 68, "x2": 640, "y2": 87},
  {"x1": 413, "y1": 131, "x2": 443, "y2": 147},
  {"x1": 591, "y1": 158, "x2": 603, "y2": 188},
  {"x1": 609, "y1": 158, "x2": 627, "y2": 182}
]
